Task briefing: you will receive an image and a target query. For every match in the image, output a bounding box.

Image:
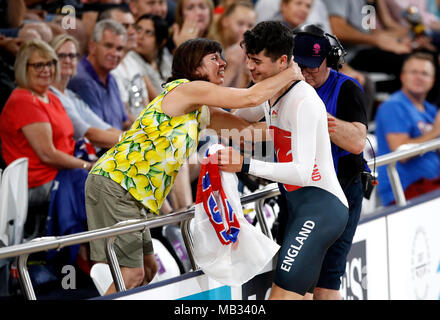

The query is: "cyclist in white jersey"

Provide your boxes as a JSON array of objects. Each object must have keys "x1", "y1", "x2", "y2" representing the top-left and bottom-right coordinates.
[{"x1": 218, "y1": 21, "x2": 348, "y2": 300}]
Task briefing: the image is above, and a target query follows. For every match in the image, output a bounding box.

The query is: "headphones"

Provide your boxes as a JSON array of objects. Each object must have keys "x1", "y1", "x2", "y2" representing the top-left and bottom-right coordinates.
[{"x1": 292, "y1": 24, "x2": 347, "y2": 70}]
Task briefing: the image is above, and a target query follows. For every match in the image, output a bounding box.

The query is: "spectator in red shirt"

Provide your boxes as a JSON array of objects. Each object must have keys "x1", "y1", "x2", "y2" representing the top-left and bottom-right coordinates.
[{"x1": 0, "y1": 39, "x2": 94, "y2": 206}]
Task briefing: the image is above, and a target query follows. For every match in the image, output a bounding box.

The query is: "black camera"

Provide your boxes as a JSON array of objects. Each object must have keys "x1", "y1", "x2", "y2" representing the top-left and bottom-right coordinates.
[{"x1": 361, "y1": 171, "x2": 376, "y2": 199}]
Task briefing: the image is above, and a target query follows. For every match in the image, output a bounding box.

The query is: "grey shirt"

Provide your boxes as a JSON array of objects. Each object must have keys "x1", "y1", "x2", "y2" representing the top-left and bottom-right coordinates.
[
  {"x1": 50, "y1": 86, "x2": 112, "y2": 140},
  {"x1": 322, "y1": 0, "x2": 368, "y2": 33},
  {"x1": 322, "y1": 0, "x2": 370, "y2": 61}
]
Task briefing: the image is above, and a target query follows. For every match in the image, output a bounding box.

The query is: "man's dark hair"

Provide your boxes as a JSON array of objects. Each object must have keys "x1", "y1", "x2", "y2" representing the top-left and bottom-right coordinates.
[
  {"x1": 241, "y1": 21, "x2": 293, "y2": 62},
  {"x1": 167, "y1": 38, "x2": 223, "y2": 83}
]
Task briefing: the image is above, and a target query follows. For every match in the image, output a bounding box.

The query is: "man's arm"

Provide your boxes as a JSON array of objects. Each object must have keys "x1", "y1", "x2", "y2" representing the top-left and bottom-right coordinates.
[
  {"x1": 330, "y1": 80, "x2": 367, "y2": 155},
  {"x1": 208, "y1": 107, "x2": 268, "y2": 150},
  {"x1": 7, "y1": 0, "x2": 26, "y2": 28},
  {"x1": 375, "y1": 0, "x2": 409, "y2": 36},
  {"x1": 328, "y1": 115, "x2": 366, "y2": 154},
  {"x1": 329, "y1": 16, "x2": 377, "y2": 46},
  {"x1": 218, "y1": 98, "x2": 318, "y2": 188},
  {"x1": 386, "y1": 112, "x2": 440, "y2": 151},
  {"x1": 329, "y1": 16, "x2": 411, "y2": 54}
]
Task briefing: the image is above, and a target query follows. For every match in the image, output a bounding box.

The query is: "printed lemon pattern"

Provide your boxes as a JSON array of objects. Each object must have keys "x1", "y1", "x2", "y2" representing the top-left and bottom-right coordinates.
[{"x1": 90, "y1": 79, "x2": 202, "y2": 214}]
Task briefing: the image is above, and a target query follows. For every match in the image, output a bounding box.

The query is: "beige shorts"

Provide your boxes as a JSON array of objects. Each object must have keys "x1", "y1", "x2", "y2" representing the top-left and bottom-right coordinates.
[{"x1": 85, "y1": 174, "x2": 154, "y2": 268}]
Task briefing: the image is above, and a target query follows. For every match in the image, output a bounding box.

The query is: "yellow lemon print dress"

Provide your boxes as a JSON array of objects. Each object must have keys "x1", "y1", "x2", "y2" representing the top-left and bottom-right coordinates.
[{"x1": 90, "y1": 79, "x2": 203, "y2": 214}]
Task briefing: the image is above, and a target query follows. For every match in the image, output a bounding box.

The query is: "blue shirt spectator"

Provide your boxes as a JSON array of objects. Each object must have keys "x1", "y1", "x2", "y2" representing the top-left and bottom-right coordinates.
[
  {"x1": 68, "y1": 56, "x2": 128, "y2": 130},
  {"x1": 375, "y1": 90, "x2": 440, "y2": 205}
]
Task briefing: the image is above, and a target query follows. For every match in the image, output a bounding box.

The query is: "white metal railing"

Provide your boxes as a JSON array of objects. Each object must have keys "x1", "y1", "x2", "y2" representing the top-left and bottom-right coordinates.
[
  {"x1": 368, "y1": 138, "x2": 440, "y2": 206},
  {"x1": 0, "y1": 184, "x2": 280, "y2": 299},
  {"x1": 0, "y1": 138, "x2": 439, "y2": 299}
]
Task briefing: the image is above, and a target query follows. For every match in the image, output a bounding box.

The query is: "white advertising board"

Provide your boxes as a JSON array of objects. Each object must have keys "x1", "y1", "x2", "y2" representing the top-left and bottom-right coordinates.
[
  {"x1": 387, "y1": 197, "x2": 440, "y2": 300},
  {"x1": 340, "y1": 217, "x2": 389, "y2": 300},
  {"x1": 112, "y1": 262, "x2": 273, "y2": 300},
  {"x1": 102, "y1": 195, "x2": 440, "y2": 301}
]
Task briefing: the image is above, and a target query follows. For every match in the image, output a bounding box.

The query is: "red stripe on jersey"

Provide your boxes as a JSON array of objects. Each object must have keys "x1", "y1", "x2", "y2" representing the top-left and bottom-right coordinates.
[{"x1": 269, "y1": 126, "x2": 301, "y2": 192}]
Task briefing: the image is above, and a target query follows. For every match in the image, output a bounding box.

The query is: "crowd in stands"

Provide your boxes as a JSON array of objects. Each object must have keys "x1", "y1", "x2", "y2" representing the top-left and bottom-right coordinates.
[{"x1": 1, "y1": 0, "x2": 440, "y2": 296}]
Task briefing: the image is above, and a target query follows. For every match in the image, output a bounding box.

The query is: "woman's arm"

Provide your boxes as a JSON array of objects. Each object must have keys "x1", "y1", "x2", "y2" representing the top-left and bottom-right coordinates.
[
  {"x1": 22, "y1": 122, "x2": 93, "y2": 170},
  {"x1": 208, "y1": 107, "x2": 252, "y2": 133},
  {"x1": 143, "y1": 75, "x2": 158, "y2": 102},
  {"x1": 208, "y1": 107, "x2": 270, "y2": 144},
  {"x1": 84, "y1": 127, "x2": 121, "y2": 149},
  {"x1": 218, "y1": 98, "x2": 319, "y2": 187},
  {"x1": 161, "y1": 63, "x2": 303, "y2": 116}
]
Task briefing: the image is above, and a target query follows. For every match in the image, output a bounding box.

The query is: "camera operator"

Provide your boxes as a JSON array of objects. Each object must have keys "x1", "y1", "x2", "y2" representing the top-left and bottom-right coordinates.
[{"x1": 292, "y1": 24, "x2": 368, "y2": 300}]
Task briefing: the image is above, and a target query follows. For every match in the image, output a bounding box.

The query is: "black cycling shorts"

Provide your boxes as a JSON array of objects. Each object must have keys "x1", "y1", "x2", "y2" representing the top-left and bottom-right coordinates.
[{"x1": 273, "y1": 186, "x2": 348, "y2": 295}]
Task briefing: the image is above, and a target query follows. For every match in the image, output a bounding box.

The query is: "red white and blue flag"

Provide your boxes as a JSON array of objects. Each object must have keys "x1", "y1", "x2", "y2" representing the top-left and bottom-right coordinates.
[
  {"x1": 195, "y1": 150, "x2": 240, "y2": 245},
  {"x1": 191, "y1": 143, "x2": 280, "y2": 286}
]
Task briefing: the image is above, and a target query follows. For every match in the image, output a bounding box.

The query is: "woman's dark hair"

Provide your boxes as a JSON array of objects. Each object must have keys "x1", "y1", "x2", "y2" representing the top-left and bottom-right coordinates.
[
  {"x1": 135, "y1": 14, "x2": 169, "y2": 78},
  {"x1": 167, "y1": 38, "x2": 223, "y2": 83},
  {"x1": 241, "y1": 21, "x2": 293, "y2": 62}
]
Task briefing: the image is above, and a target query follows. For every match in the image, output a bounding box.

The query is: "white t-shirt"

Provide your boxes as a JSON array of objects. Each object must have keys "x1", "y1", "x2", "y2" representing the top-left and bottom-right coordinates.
[
  {"x1": 112, "y1": 50, "x2": 172, "y2": 115},
  {"x1": 235, "y1": 81, "x2": 347, "y2": 207}
]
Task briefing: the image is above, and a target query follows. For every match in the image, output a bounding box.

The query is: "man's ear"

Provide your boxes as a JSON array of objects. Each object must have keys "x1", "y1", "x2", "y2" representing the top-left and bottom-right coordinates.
[{"x1": 279, "y1": 54, "x2": 289, "y2": 68}]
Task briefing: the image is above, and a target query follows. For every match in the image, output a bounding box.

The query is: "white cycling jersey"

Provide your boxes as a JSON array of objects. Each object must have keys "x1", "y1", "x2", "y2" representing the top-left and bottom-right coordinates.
[{"x1": 235, "y1": 81, "x2": 348, "y2": 208}]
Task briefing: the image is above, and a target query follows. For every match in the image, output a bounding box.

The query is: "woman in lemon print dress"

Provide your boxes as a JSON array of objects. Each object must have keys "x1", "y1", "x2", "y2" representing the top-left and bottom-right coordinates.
[{"x1": 85, "y1": 38, "x2": 303, "y2": 294}]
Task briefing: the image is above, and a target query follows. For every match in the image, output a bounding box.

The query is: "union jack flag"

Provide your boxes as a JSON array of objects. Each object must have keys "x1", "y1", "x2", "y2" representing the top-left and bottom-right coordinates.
[{"x1": 195, "y1": 151, "x2": 240, "y2": 245}]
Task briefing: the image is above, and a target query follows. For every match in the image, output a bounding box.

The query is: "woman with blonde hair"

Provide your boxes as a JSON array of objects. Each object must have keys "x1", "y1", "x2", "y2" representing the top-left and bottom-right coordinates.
[
  {"x1": 49, "y1": 34, "x2": 122, "y2": 151},
  {"x1": 0, "y1": 39, "x2": 94, "y2": 206},
  {"x1": 170, "y1": 0, "x2": 216, "y2": 51}
]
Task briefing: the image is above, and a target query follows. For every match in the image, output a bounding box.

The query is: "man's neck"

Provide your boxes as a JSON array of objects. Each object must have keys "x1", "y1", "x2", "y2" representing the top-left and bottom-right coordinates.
[
  {"x1": 402, "y1": 88, "x2": 426, "y2": 112},
  {"x1": 269, "y1": 79, "x2": 296, "y2": 107},
  {"x1": 87, "y1": 56, "x2": 109, "y2": 86}
]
